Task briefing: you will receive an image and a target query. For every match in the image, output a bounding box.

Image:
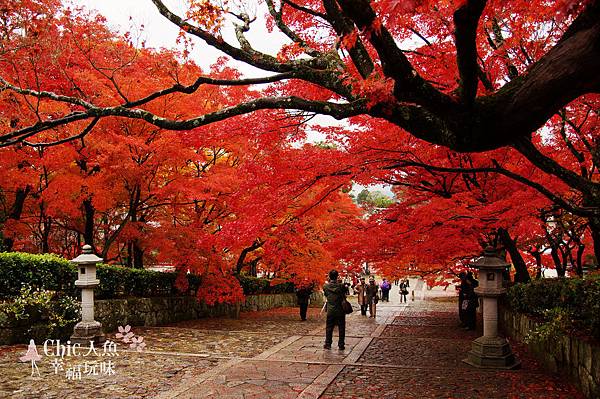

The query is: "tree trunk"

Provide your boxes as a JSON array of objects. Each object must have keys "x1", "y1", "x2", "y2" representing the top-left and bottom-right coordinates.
[
  {"x1": 133, "y1": 241, "x2": 144, "y2": 269},
  {"x1": 550, "y1": 246, "x2": 566, "y2": 277},
  {"x1": 235, "y1": 239, "x2": 263, "y2": 274},
  {"x1": 82, "y1": 198, "x2": 95, "y2": 248},
  {"x1": 531, "y1": 250, "x2": 542, "y2": 279},
  {"x1": 41, "y1": 217, "x2": 51, "y2": 253},
  {"x1": 2, "y1": 186, "x2": 30, "y2": 251},
  {"x1": 497, "y1": 228, "x2": 531, "y2": 283},
  {"x1": 589, "y1": 218, "x2": 600, "y2": 267},
  {"x1": 576, "y1": 244, "x2": 585, "y2": 276},
  {"x1": 126, "y1": 241, "x2": 133, "y2": 268}
]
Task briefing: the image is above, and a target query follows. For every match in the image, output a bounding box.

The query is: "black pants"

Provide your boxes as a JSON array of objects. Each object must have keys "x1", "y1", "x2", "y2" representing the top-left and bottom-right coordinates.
[
  {"x1": 299, "y1": 303, "x2": 308, "y2": 320},
  {"x1": 458, "y1": 297, "x2": 465, "y2": 324},
  {"x1": 465, "y1": 303, "x2": 477, "y2": 330},
  {"x1": 360, "y1": 304, "x2": 367, "y2": 315},
  {"x1": 325, "y1": 313, "x2": 346, "y2": 348}
]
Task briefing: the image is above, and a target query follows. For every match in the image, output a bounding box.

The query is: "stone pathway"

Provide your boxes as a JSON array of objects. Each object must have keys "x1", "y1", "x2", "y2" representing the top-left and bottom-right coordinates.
[{"x1": 0, "y1": 280, "x2": 586, "y2": 398}]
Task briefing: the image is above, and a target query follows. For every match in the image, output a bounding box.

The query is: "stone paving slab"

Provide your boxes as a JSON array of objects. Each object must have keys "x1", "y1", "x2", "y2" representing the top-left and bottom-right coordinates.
[
  {"x1": 358, "y1": 337, "x2": 473, "y2": 369},
  {"x1": 398, "y1": 310, "x2": 457, "y2": 319},
  {"x1": 391, "y1": 315, "x2": 459, "y2": 327},
  {"x1": 380, "y1": 325, "x2": 480, "y2": 340},
  {"x1": 320, "y1": 365, "x2": 586, "y2": 399},
  {"x1": 0, "y1": 291, "x2": 587, "y2": 399},
  {"x1": 172, "y1": 359, "x2": 329, "y2": 399},
  {"x1": 168, "y1": 307, "x2": 323, "y2": 335},
  {"x1": 265, "y1": 336, "x2": 361, "y2": 362},
  {"x1": 0, "y1": 345, "x2": 222, "y2": 399},
  {"x1": 308, "y1": 318, "x2": 381, "y2": 338},
  {"x1": 136, "y1": 327, "x2": 289, "y2": 358}
]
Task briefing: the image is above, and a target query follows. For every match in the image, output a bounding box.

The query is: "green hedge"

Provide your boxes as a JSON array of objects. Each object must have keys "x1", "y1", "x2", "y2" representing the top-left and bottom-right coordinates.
[
  {"x1": 0, "y1": 252, "x2": 201, "y2": 299},
  {"x1": 0, "y1": 252, "x2": 293, "y2": 299},
  {"x1": 0, "y1": 253, "x2": 77, "y2": 298},
  {"x1": 0, "y1": 286, "x2": 80, "y2": 344},
  {"x1": 507, "y1": 276, "x2": 600, "y2": 339},
  {"x1": 237, "y1": 275, "x2": 295, "y2": 295}
]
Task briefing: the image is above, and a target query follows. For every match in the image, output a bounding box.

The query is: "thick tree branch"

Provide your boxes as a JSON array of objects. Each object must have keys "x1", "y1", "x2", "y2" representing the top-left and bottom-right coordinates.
[
  {"x1": 22, "y1": 118, "x2": 99, "y2": 148},
  {"x1": 322, "y1": 0, "x2": 374, "y2": 79},
  {"x1": 266, "y1": 0, "x2": 321, "y2": 57},
  {"x1": 334, "y1": 0, "x2": 456, "y2": 110},
  {"x1": 513, "y1": 137, "x2": 599, "y2": 196},
  {"x1": 453, "y1": 0, "x2": 487, "y2": 104},
  {"x1": 0, "y1": 88, "x2": 366, "y2": 146},
  {"x1": 282, "y1": 0, "x2": 326, "y2": 19},
  {"x1": 483, "y1": 2, "x2": 600, "y2": 149}
]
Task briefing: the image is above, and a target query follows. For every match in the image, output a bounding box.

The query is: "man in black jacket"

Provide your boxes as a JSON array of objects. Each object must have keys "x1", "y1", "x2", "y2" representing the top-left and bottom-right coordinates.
[
  {"x1": 295, "y1": 283, "x2": 313, "y2": 321},
  {"x1": 323, "y1": 269, "x2": 346, "y2": 350}
]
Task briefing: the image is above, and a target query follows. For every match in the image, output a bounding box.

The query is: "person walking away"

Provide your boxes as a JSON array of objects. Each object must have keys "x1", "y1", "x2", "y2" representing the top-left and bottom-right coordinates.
[
  {"x1": 457, "y1": 272, "x2": 467, "y2": 327},
  {"x1": 295, "y1": 282, "x2": 313, "y2": 321},
  {"x1": 463, "y1": 277, "x2": 478, "y2": 330},
  {"x1": 323, "y1": 269, "x2": 347, "y2": 350},
  {"x1": 365, "y1": 277, "x2": 379, "y2": 318},
  {"x1": 380, "y1": 278, "x2": 391, "y2": 302},
  {"x1": 399, "y1": 280, "x2": 409, "y2": 303},
  {"x1": 343, "y1": 282, "x2": 351, "y2": 296},
  {"x1": 353, "y1": 277, "x2": 368, "y2": 316},
  {"x1": 465, "y1": 272, "x2": 479, "y2": 330}
]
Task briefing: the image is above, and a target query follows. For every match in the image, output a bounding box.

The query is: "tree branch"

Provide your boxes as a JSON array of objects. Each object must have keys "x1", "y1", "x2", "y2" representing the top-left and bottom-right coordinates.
[
  {"x1": 383, "y1": 160, "x2": 599, "y2": 217},
  {"x1": 453, "y1": 0, "x2": 487, "y2": 104}
]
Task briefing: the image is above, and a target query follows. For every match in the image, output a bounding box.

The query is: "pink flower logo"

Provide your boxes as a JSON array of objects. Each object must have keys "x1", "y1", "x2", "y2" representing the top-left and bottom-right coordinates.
[
  {"x1": 115, "y1": 325, "x2": 145, "y2": 352},
  {"x1": 115, "y1": 325, "x2": 134, "y2": 343},
  {"x1": 129, "y1": 336, "x2": 146, "y2": 352}
]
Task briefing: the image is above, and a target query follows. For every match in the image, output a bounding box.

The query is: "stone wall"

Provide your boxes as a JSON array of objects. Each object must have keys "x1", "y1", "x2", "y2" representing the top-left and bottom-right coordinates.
[
  {"x1": 96, "y1": 291, "x2": 324, "y2": 332},
  {"x1": 499, "y1": 307, "x2": 600, "y2": 399},
  {"x1": 0, "y1": 292, "x2": 323, "y2": 345}
]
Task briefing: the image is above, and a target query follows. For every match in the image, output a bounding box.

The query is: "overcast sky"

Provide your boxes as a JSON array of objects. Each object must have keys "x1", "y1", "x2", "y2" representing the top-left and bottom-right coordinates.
[
  {"x1": 72, "y1": 0, "x2": 393, "y2": 197},
  {"x1": 74, "y1": 0, "x2": 286, "y2": 73}
]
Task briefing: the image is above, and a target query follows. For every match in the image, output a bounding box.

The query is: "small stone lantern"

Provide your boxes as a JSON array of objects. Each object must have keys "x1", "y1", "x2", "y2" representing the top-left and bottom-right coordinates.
[
  {"x1": 463, "y1": 246, "x2": 520, "y2": 369},
  {"x1": 70, "y1": 245, "x2": 105, "y2": 344}
]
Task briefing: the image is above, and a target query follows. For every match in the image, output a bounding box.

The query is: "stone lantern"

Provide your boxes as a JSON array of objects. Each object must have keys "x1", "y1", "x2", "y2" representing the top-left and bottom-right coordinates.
[
  {"x1": 70, "y1": 244, "x2": 105, "y2": 344},
  {"x1": 463, "y1": 246, "x2": 520, "y2": 369}
]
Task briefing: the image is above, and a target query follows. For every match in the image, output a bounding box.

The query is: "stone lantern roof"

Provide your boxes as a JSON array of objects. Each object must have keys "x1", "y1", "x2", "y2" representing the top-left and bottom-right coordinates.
[
  {"x1": 71, "y1": 244, "x2": 103, "y2": 265},
  {"x1": 471, "y1": 246, "x2": 510, "y2": 270}
]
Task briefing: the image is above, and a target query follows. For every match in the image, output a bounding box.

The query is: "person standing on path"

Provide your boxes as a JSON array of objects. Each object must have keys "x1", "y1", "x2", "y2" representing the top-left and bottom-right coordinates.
[
  {"x1": 365, "y1": 276, "x2": 379, "y2": 318},
  {"x1": 295, "y1": 281, "x2": 313, "y2": 321},
  {"x1": 380, "y1": 278, "x2": 391, "y2": 302},
  {"x1": 462, "y1": 276, "x2": 478, "y2": 330},
  {"x1": 399, "y1": 280, "x2": 409, "y2": 303},
  {"x1": 323, "y1": 269, "x2": 346, "y2": 350},
  {"x1": 464, "y1": 272, "x2": 479, "y2": 330},
  {"x1": 457, "y1": 272, "x2": 467, "y2": 327},
  {"x1": 353, "y1": 277, "x2": 368, "y2": 315}
]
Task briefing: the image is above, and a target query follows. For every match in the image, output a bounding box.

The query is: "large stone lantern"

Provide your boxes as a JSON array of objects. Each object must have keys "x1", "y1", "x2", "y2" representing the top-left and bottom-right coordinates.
[
  {"x1": 70, "y1": 244, "x2": 105, "y2": 344},
  {"x1": 463, "y1": 246, "x2": 520, "y2": 369}
]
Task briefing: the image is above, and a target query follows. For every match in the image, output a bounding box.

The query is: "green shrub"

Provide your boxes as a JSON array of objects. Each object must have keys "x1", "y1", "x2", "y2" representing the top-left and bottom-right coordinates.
[
  {"x1": 268, "y1": 281, "x2": 295, "y2": 294},
  {"x1": 0, "y1": 252, "x2": 201, "y2": 299},
  {"x1": 0, "y1": 252, "x2": 77, "y2": 298},
  {"x1": 237, "y1": 275, "x2": 295, "y2": 295},
  {"x1": 507, "y1": 277, "x2": 600, "y2": 339},
  {"x1": 0, "y1": 285, "x2": 80, "y2": 341},
  {"x1": 238, "y1": 275, "x2": 270, "y2": 295},
  {"x1": 524, "y1": 307, "x2": 571, "y2": 353},
  {"x1": 0, "y1": 252, "x2": 293, "y2": 299}
]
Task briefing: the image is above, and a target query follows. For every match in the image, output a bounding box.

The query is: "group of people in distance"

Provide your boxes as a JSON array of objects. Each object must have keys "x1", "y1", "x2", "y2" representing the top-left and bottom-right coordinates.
[
  {"x1": 298, "y1": 269, "x2": 480, "y2": 351},
  {"x1": 319, "y1": 271, "x2": 414, "y2": 350}
]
